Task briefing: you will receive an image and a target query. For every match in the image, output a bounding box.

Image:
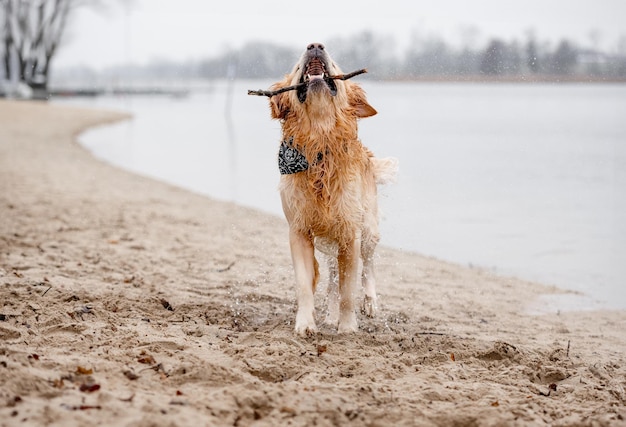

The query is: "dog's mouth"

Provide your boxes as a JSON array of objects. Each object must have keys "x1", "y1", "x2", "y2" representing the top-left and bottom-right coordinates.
[
  {"x1": 304, "y1": 57, "x2": 328, "y2": 83},
  {"x1": 298, "y1": 57, "x2": 337, "y2": 103}
]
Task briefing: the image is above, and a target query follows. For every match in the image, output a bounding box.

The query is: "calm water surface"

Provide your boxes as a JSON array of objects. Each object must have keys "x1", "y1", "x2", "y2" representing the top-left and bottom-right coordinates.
[{"x1": 53, "y1": 81, "x2": 626, "y2": 312}]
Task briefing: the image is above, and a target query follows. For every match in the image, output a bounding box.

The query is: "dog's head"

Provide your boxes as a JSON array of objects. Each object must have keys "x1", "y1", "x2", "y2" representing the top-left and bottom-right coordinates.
[
  {"x1": 270, "y1": 43, "x2": 377, "y2": 126},
  {"x1": 295, "y1": 42, "x2": 339, "y2": 103}
]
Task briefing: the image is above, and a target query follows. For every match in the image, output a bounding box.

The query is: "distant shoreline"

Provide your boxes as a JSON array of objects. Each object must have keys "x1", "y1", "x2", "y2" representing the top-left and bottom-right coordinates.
[
  {"x1": 31, "y1": 75, "x2": 626, "y2": 100},
  {"x1": 379, "y1": 74, "x2": 626, "y2": 84},
  {"x1": 4, "y1": 73, "x2": 625, "y2": 101}
]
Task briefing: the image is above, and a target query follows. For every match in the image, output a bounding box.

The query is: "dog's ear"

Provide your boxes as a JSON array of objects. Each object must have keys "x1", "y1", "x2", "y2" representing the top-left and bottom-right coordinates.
[
  {"x1": 348, "y1": 84, "x2": 377, "y2": 118},
  {"x1": 270, "y1": 92, "x2": 290, "y2": 120},
  {"x1": 354, "y1": 100, "x2": 377, "y2": 118}
]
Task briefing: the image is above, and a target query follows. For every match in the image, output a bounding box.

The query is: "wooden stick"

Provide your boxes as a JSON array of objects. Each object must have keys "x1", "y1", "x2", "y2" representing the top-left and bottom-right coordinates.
[
  {"x1": 247, "y1": 68, "x2": 368, "y2": 97},
  {"x1": 247, "y1": 84, "x2": 303, "y2": 97},
  {"x1": 331, "y1": 68, "x2": 368, "y2": 81}
]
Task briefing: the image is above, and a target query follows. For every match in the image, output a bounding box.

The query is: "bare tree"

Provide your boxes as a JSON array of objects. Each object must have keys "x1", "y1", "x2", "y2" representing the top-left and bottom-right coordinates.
[
  {"x1": 33, "y1": 0, "x2": 72, "y2": 86},
  {"x1": 1, "y1": 0, "x2": 11, "y2": 80},
  {"x1": 1, "y1": 0, "x2": 106, "y2": 95},
  {"x1": 6, "y1": 0, "x2": 73, "y2": 89}
]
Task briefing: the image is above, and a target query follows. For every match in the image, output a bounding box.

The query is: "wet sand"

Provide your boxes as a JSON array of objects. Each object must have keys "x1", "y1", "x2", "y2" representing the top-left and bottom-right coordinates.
[{"x1": 1, "y1": 99, "x2": 624, "y2": 426}]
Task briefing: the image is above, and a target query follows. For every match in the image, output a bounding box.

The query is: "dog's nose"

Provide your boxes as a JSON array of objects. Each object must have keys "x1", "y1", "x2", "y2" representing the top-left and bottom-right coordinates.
[{"x1": 307, "y1": 43, "x2": 325, "y2": 56}]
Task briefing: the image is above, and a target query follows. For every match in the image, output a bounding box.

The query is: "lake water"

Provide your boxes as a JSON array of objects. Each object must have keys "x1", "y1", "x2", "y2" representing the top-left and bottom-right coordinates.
[{"x1": 52, "y1": 81, "x2": 626, "y2": 312}]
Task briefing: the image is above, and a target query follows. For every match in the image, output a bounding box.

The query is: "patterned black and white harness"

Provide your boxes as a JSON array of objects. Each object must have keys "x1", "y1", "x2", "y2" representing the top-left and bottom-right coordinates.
[{"x1": 278, "y1": 137, "x2": 325, "y2": 175}]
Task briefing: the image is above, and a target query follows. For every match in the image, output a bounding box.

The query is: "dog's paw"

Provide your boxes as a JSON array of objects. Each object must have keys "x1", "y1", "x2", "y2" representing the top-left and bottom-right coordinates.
[
  {"x1": 361, "y1": 295, "x2": 377, "y2": 318},
  {"x1": 337, "y1": 313, "x2": 358, "y2": 334},
  {"x1": 295, "y1": 312, "x2": 318, "y2": 336},
  {"x1": 295, "y1": 323, "x2": 318, "y2": 337}
]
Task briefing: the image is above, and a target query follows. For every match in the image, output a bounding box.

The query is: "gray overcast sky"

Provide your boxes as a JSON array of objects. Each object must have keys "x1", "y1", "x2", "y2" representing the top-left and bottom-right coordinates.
[{"x1": 54, "y1": 0, "x2": 626, "y2": 69}]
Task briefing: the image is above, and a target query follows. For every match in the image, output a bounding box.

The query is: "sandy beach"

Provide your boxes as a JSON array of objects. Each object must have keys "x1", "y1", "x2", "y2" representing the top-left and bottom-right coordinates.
[{"x1": 1, "y1": 99, "x2": 625, "y2": 426}]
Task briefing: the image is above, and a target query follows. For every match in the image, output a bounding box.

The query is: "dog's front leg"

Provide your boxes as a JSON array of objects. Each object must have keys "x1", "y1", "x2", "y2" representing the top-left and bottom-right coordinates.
[
  {"x1": 289, "y1": 229, "x2": 318, "y2": 335},
  {"x1": 337, "y1": 235, "x2": 361, "y2": 333},
  {"x1": 361, "y1": 232, "x2": 379, "y2": 317},
  {"x1": 325, "y1": 254, "x2": 340, "y2": 327}
]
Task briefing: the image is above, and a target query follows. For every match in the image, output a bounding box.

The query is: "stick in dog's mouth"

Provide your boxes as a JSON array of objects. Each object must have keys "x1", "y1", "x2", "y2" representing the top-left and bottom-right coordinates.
[{"x1": 247, "y1": 68, "x2": 368, "y2": 98}]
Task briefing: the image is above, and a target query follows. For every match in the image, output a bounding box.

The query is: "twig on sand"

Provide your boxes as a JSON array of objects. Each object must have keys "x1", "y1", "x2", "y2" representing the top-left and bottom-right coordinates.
[
  {"x1": 247, "y1": 68, "x2": 368, "y2": 97},
  {"x1": 415, "y1": 331, "x2": 448, "y2": 336},
  {"x1": 212, "y1": 261, "x2": 236, "y2": 273}
]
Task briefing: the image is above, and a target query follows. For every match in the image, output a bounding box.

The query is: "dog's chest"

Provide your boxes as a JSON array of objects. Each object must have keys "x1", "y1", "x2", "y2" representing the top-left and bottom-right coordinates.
[{"x1": 281, "y1": 162, "x2": 366, "y2": 238}]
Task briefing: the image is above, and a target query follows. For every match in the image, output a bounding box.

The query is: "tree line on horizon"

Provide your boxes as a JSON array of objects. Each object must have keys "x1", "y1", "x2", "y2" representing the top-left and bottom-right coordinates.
[
  {"x1": 79, "y1": 30, "x2": 626, "y2": 84},
  {"x1": 198, "y1": 31, "x2": 626, "y2": 81}
]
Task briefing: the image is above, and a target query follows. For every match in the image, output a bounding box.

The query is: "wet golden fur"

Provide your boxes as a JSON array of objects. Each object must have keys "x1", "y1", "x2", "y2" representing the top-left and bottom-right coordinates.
[{"x1": 269, "y1": 43, "x2": 397, "y2": 335}]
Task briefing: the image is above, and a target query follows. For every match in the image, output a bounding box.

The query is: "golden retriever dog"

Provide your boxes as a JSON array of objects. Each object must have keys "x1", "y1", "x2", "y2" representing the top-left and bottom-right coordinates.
[{"x1": 268, "y1": 43, "x2": 397, "y2": 335}]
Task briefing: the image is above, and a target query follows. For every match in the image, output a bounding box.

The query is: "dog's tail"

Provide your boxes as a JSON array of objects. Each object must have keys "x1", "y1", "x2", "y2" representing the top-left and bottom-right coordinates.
[{"x1": 371, "y1": 156, "x2": 399, "y2": 185}]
